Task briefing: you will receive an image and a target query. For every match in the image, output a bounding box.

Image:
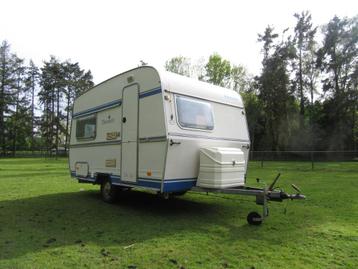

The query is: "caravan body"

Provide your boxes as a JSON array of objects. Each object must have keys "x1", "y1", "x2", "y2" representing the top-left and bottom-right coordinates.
[{"x1": 69, "y1": 66, "x2": 250, "y2": 194}]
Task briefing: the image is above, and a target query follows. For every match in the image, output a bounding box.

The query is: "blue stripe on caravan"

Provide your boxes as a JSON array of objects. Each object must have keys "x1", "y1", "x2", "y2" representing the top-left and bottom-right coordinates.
[
  {"x1": 71, "y1": 171, "x2": 197, "y2": 192},
  {"x1": 137, "y1": 179, "x2": 162, "y2": 189},
  {"x1": 163, "y1": 180, "x2": 197, "y2": 192},
  {"x1": 139, "y1": 87, "x2": 162, "y2": 98},
  {"x1": 73, "y1": 99, "x2": 122, "y2": 118},
  {"x1": 110, "y1": 175, "x2": 121, "y2": 184},
  {"x1": 72, "y1": 86, "x2": 161, "y2": 118},
  {"x1": 77, "y1": 176, "x2": 96, "y2": 182},
  {"x1": 111, "y1": 176, "x2": 162, "y2": 190},
  {"x1": 164, "y1": 178, "x2": 197, "y2": 182}
]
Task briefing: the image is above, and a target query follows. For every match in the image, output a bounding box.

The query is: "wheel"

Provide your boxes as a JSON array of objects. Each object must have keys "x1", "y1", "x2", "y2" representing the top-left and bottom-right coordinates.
[
  {"x1": 100, "y1": 179, "x2": 118, "y2": 203},
  {"x1": 247, "y1": 211, "x2": 262, "y2": 225},
  {"x1": 157, "y1": 192, "x2": 171, "y2": 200}
]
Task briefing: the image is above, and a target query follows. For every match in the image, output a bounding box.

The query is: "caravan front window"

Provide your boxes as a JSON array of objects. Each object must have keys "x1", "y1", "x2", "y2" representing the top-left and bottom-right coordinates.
[
  {"x1": 176, "y1": 95, "x2": 214, "y2": 130},
  {"x1": 76, "y1": 115, "x2": 97, "y2": 140}
]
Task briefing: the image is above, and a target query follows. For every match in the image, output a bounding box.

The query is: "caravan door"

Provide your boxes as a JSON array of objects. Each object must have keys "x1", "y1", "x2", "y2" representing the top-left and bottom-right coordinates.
[{"x1": 121, "y1": 84, "x2": 139, "y2": 182}]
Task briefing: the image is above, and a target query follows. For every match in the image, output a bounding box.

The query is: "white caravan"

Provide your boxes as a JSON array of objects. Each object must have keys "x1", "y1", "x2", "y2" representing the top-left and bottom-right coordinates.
[{"x1": 69, "y1": 66, "x2": 304, "y2": 225}]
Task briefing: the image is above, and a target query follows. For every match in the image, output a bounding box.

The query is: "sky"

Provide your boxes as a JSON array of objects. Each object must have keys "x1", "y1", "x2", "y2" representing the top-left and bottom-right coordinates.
[{"x1": 1, "y1": 0, "x2": 357, "y2": 84}]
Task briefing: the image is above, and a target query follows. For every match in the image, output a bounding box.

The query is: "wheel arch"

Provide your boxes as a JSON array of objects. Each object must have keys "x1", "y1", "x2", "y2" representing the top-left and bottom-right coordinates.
[{"x1": 95, "y1": 173, "x2": 111, "y2": 185}]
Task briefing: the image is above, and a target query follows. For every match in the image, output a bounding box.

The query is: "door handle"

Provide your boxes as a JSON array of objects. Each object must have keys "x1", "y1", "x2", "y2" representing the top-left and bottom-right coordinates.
[
  {"x1": 170, "y1": 139, "x2": 181, "y2": 146},
  {"x1": 122, "y1": 117, "x2": 127, "y2": 123}
]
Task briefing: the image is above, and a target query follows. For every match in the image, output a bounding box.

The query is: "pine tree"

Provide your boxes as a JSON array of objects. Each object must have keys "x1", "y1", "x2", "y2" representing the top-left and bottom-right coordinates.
[
  {"x1": 39, "y1": 56, "x2": 62, "y2": 155},
  {"x1": 25, "y1": 60, "x2": 40, "y2": 152},
  {"x1": 317, "y1": 16, "x2": 358, "y2": 150},
  {"x1": 292, "y1": 11, "x2": 317, "y2": 128},
  {"x1": 63, "y1": 61, "x2": 93, "y2": 153},
  {"x1": 0, "y1": 41, "x2": 23, "y2": 155},
  {"x1": 257, "y1": 27, "x2": 296, "y2": 150}
]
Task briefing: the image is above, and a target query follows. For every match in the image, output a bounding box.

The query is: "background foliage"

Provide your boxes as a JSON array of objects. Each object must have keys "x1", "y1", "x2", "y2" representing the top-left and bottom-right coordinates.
[
  {"x1": 165, "y1": 13, "x2": 357, "y2": 151},
  {"x1": 0, "y1": 13, "x2": 357, "y2": 156}
]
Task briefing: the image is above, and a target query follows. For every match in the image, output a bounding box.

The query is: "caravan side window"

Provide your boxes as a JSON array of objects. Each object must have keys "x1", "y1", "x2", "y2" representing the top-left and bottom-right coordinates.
[
  {"x1": 76, "y1": 115, "x2": 97, "y2": 140},
  {"x1": 176, "y1": 95, "x2": 214, "y2": 130}
]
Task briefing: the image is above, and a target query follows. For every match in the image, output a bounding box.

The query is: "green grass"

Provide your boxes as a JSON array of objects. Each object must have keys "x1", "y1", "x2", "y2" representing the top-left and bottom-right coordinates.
[{"x1": 0, "y1": 158, "x2": 357, "y2": 269}]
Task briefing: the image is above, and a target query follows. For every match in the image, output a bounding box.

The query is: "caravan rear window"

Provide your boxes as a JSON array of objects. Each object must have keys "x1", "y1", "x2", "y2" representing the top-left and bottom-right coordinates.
[
  {"x1": 176, "y1": 95, "x2": 214, "y2": 130},
  {"x1": 76, "y1": 115, "x2": 97, "y2": 140}
]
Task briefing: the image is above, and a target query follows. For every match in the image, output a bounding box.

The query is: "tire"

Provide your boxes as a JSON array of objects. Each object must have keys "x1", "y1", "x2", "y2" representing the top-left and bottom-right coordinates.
[
  {"x1": 247, "y1": 211, "x2": 262, "y2": 225},
  {"x1": 100, "y1": 179, "x2": 118, "y2": 203}
]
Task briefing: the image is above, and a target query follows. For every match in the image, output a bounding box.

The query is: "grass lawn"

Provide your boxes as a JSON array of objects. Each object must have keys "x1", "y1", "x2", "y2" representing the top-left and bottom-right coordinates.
[{"x1": 0, "y1": 158, "x2": 357, "y2": 269}]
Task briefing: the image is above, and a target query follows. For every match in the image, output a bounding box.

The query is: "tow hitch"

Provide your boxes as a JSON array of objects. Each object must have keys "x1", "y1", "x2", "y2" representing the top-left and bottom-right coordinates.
[{"x1": 192, "y1": 173, "x2": 306, "y2": 225}]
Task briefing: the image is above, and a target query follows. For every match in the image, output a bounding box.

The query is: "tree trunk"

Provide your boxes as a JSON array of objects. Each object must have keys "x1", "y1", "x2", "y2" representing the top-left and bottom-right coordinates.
[
  {"x1": 352, "y1": 102, "x2": 356, "y2": 152},
  {"x1": 299, "y1": 48, "x2": 305, "y2": 128},
  {"x1": 55, "y1": 87, "x2": 60, "y2": 159},
  {"x1": 64, "y1": 89, "x2": 71, "y2": 155},
  {"x1": 0, "y1": 86, "x2": 4, "y2": 156},
  {"x1": 31, "y1": 76, "x2": 35, "y2": 154},
  {"x1": 310, "y1": 79, "x2": 315, "y2": 150},
  {"x1": 12, "y1": 90, "x2": 19, "y2": 156},
  {"x1": 51, "y1": 92, "x2": 55, "y2": 157},
  {"x1": 0, "y1": 61, "x2": 5, "y2": 156}
]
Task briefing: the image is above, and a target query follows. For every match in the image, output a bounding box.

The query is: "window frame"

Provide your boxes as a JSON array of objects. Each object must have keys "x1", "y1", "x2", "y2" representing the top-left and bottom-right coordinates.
[
  {"x1": 174, "y1": 94, "x2": 215, "y2": 132},
  {"x1": 75, "y1": 114, "x2": 97, "y2": 140}
]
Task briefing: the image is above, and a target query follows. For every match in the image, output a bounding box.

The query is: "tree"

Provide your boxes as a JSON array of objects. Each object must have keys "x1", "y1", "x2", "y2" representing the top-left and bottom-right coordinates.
[
  {"x1": 257, "y1": 27, "x2": 296, "y2": 150},
  {"x1": 25, "y1": 60, "x2": 40, "y2": 151},
  {"x1": 317, "y1": 15, "x2": 358, "y2": 150},
  {"x1": 39, "y1": 57, "x2": 93, "y2": 156},
  {"x1": 39, "y1": 56, "x2": 63, "y2": 155},
  {"x1": 0, "y1": 41, "x2": 23, "y2": 155},
  {"x1": 258, "y1": 26, "x2": 279, "y2": 62},
  {"x1": 230, "y1": 64, "x2": 250, "y2": 92},
  {"x1": 292, "y1": 11, "x2": 317, "y2": 127},
  {"x1": 204, "y1": 53, "x2": 231, "y2": 87},
  {"x1": 63, "y1": 61, "x2": 93, "y2": 153},
  {"x1": 241, "y1": 85, "x2": 265, "y2": 150},
  {"x1": 9, "y1": 56, "x2": 27, "y2": 155},
  {"x1": 165, "y1": 56, "x2": 191, "y2": 77}
]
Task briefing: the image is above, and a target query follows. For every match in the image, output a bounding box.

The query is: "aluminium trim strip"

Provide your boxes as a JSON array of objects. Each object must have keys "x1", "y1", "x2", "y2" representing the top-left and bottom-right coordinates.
[
  {"x1": 163, "y1": 178, "x2": 197, "y2": 182},
  {"x1": 168, "y1": 132, "x2": 250, "y2": 143},
  {"x1": 69, "y1": 140, "x2": 122, "y2": 148},
  {"x1": 70, "y1": 135, "x2": 167, "y2": 148},
  {"x1": 139, "y1": 136, "x2": 167, "y2": 143}
]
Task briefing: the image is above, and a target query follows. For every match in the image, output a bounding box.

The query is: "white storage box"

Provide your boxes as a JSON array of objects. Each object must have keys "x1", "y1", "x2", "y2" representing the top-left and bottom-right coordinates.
[{"x1": 197, "y1": 147, "x2": 246, "y2": 189}]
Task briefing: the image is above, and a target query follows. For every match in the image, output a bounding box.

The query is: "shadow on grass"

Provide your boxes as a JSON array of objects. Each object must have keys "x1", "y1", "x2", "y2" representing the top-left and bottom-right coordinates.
[
  {"x1": 0, "y1": 190, "x2": 227, "y2": 260},
  {"x1": 0, "y1": 189, "x2": 312, "y2": 260}
]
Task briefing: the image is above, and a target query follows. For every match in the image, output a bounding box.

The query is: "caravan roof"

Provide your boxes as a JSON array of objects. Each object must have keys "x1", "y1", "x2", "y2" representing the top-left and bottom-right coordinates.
[
  {"x1": 73, "y1": 66, "x2": 244, "y2": 116},
  {"x1": 158, "y1": 69, "x2": 244, "y2": 108}
]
